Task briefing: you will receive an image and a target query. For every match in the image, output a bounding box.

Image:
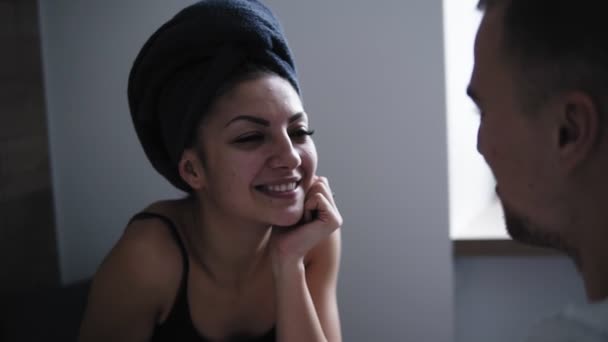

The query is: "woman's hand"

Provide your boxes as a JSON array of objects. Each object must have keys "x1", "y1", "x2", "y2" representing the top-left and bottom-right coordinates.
[{"x1": 270, "y1": 176, "x2": 343, "y2": 271}]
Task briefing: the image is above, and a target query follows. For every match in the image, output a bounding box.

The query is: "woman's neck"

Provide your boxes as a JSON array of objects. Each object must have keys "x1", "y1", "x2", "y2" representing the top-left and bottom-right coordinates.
[{"x1": 183, "y1": 197, "x2": 272, "y2": 291}]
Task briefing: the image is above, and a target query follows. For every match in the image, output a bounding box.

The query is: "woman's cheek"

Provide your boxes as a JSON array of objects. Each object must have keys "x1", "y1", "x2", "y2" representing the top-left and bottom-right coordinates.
[{"x1": 301, "y1": 144, "x2": 318, "y2": 171}]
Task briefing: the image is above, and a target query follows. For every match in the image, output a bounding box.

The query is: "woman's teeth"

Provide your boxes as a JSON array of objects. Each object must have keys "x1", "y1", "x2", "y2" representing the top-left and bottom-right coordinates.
[{"x1": 265, "y1": 182, "x2": 297, "y2": 192}]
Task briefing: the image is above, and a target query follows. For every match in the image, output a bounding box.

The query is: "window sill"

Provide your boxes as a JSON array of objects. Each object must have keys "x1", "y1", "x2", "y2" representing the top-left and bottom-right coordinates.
[
  {"x1": 453, "y1": 239, "x2": 558, "y2": 256},
  {"x1": 451, "y1": 197, "x2": 558, "y2": 256}
]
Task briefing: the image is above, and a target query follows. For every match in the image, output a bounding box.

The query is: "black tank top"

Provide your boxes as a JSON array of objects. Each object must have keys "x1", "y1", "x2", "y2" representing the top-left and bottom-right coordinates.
[{"x1": 129, "y1": 212, "x2": 276, "y2": 342}]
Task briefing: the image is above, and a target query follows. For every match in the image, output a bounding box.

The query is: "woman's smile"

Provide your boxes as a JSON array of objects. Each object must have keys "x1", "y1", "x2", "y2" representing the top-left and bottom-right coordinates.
[{"x1": 255, "y1": 178, "x2": 302, "y2": 199}]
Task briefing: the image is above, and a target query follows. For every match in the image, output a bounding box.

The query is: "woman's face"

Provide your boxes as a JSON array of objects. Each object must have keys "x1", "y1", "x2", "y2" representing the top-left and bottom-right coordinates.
[{"x1": 196, "y1": 74, "x2": 317, "y2": 227}]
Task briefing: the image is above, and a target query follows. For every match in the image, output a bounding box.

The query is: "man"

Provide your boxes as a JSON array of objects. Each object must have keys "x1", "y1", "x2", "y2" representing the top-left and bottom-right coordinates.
[{"x1": 468, "y1": 0, "x2": 608, "y2": 340}]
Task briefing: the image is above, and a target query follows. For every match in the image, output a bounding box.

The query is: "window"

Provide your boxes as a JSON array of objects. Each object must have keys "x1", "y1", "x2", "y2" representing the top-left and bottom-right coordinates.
[{"x1": 443, "y1": 0, "x2": 507, "y2": 240}]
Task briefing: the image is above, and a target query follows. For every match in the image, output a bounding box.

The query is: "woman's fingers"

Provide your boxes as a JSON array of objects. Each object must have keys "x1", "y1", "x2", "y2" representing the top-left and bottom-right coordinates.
[
  {"x1": 270, "y1": 176, "x2": 342, "y2": 261},
  {"x1": 304, "y1": 191, "x2": 343, "y2": 229},
  {"x1": 307, "y1": 176, "x2": 338, "y2": 210}
]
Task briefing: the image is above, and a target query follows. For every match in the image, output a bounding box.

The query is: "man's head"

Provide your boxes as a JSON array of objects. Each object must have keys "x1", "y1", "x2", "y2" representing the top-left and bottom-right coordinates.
[{"x1": 469, "y1": 0, "x2": 608, "y2": 259}]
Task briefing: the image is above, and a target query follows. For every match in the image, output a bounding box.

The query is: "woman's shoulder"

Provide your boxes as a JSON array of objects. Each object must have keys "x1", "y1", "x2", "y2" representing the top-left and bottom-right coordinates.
[
  {"x1": 79, "y1": 204, "x2": 188, "y2": 339},
  {"x1": 100, "y1": 203, "x2": 186, "y2": 292},
  {"x1": 120, "y1": 197, "x2": 195, "y2": 268},
  {"x1": 140, "y1": 198, "x2": 187, "y2": 216},
  {"x1": 88, "y1": 198, "x2": 188, "y2": 297},
  {"x1": 120, "y1": 199, "x2": 193, "y2": 278}
]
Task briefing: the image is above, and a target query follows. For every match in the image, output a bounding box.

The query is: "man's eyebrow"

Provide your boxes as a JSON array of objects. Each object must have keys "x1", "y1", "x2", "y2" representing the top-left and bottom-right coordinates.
[
  {"x1": 467, "y1": 85, "x2": 480, "y2": 104},
  {"x1": 224, "y1": 112, "x2": 306, "y2": 128}
]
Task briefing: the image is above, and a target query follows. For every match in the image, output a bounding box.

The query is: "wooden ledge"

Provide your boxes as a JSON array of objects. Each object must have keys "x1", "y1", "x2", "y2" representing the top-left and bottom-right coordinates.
[{"x1": 453, "y1": 239, "x2": 560, "y2": 257}]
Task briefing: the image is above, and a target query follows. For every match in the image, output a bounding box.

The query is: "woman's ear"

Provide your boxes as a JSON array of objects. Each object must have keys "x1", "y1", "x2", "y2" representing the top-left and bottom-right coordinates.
[{"x1": 178, "y1": 149, "x2": 206, "y2": 191}]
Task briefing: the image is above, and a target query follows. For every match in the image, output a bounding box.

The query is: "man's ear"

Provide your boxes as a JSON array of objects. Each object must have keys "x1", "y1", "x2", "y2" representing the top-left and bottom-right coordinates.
[
  {"x1": 556, "y1": 91, "x2": 601, "y2": 170},
  {"x1": 178, "y1": 149, "x2": 206, "y2": 191}
]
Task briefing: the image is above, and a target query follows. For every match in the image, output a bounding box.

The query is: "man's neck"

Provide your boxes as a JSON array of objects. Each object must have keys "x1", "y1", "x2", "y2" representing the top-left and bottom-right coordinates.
[{"x1": 578, "y1": 224, "x2": 608, "y2": 302}]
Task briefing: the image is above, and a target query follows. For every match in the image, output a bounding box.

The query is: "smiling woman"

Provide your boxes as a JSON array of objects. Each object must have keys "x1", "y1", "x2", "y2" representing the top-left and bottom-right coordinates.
[{"x1": 77, "y1": 1, "x2": 342, "y2": 341}]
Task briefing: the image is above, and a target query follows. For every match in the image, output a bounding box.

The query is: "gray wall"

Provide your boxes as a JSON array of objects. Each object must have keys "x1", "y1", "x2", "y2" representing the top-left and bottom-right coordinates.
[
  {"x1": 38, "y1": 0, "x2": 185, "y2": 285},
  {"x1": 455, "y1": 256, "x2": 586, "y2": 342},
  {"x1": 38, "y1": 1, "x2": 453, "y2": 341}
]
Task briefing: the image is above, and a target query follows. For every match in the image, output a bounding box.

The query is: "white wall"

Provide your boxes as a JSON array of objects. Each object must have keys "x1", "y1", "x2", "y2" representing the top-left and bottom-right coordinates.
[{"x1": 38, "y1": 1, "x2": 453, "y2": 341}]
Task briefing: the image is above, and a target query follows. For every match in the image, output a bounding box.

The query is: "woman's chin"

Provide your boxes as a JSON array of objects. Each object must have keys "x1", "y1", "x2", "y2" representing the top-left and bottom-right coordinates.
[{"x1": 269, "y1": 208, "x2": 305, "y2": 227}]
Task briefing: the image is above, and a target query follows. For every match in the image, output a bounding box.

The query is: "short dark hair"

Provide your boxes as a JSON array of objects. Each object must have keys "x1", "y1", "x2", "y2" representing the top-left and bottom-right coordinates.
[{"x1": 477, "y1": 0, "x2": 608, "y2": 115}]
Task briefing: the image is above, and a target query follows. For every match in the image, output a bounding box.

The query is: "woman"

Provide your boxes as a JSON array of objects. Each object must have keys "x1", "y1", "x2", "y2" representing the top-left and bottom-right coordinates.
[{"x1": 78, "y1": 1, "x2": 342, "y2": 341}]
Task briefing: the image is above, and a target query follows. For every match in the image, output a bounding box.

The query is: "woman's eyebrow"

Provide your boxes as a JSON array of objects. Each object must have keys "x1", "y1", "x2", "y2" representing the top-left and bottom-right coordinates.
[
  {"x1": 224, "y1": 115, "x2": 269, "y2": 127},
  {"x1": 289, "y1": 112, "x2": 305, "y2": 123},
  {"x1": 225, "y1": 112, "x2": 306, "y2": 128}
]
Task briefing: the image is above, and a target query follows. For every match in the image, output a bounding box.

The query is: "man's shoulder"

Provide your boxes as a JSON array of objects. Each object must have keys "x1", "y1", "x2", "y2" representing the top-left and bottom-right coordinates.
[{"x1": 525, "y1": 299, "x2": 608, "y2": 342}]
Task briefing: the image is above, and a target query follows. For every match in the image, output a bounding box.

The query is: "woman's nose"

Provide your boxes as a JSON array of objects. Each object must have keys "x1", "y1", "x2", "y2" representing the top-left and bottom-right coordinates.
[{"x1": 268, "y1": 133, "x2": 301, "y2": 169}]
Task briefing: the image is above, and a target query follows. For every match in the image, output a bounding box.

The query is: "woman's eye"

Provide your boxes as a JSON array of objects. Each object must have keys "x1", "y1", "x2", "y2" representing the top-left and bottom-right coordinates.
[
  {"x1": 233, "y1": 133, "x2": 264, "y2": 144},
  {"x1": 289, "y1": 128, "x2": 315, "y2": 141}
]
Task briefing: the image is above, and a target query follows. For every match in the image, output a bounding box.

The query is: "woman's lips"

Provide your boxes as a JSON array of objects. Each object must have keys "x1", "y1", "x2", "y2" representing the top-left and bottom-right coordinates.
[{"x1": 255, "y1": 180, "x2": 301, "y2": 199}]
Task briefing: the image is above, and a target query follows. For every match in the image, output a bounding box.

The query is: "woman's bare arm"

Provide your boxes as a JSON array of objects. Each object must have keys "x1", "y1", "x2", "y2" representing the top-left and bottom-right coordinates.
[
  {"x1": 273, "y1": 229, "x2": 342, "y2": 342},
  {"x1": 78, "y1": 220, "x2": 182, "y2": 342}
]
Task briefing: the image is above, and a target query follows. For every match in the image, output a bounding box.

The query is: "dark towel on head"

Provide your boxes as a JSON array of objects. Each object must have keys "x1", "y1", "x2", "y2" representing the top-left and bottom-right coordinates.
[{"x1": 128, "y1": 0, "x2": 300, "y2": 192}]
